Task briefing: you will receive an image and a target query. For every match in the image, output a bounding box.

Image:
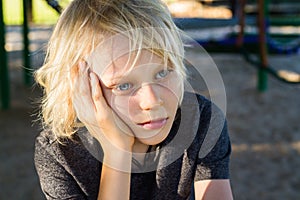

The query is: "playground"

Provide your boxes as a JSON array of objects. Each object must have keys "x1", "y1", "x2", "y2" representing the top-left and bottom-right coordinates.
[{"x1": 1, "y1": 0, "x2": 300, "y2": 199}]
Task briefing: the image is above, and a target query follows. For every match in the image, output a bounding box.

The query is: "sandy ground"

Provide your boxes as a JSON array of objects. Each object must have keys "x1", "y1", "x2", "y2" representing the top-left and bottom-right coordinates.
[{"x1": 1, "y1": 26, "x2": 300, "y2": 200}]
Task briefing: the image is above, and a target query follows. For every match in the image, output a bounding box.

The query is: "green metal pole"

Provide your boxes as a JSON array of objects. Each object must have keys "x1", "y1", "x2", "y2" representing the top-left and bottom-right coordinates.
[
  {"x1": 0, "y1": 0, "x2": 10, "y2": 109},
  {"x1": 257, "y1": 0, "x2": 269, "y2": 92},
  {"x1": 22, "y1": 0, "x2": 31, "y2": 85}
]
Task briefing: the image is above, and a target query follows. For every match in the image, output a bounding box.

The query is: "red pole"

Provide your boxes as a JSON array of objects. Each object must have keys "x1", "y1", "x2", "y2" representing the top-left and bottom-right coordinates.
[{"x1": 236, "y1": 0, "x2": 246, "y2": 48}]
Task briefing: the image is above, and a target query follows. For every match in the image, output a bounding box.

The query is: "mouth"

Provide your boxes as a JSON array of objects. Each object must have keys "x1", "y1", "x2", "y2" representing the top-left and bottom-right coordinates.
[{"x1": 137, "y1": 118, "x2": 168, "y2": 130}]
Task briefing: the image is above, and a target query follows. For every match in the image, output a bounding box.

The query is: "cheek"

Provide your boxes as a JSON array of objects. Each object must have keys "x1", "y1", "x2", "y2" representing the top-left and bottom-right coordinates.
[
  {"x1": 101, "y1": 80, "x2": 136, "y2": 118},
  {"x1": 101, "y1": 88, "x2": 128, "y2": 115},
  {"x1": 110, "y1": 95, "x2": 136, "y2": 120},
  {"x1": 114, "y1": 97, "x2": 129, "y2": 113},
  {"x1": 102, "y1": 87, "x2": 138, "y2": 122},
  {"x1": 161, "y1": 77, "x2": 183, "y2": 104}
]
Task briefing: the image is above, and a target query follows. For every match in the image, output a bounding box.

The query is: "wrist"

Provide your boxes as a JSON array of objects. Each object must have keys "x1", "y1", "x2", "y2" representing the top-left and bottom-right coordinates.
[
  {"x1": 86, "y1": 124, "x2": 134, "y2": 152},
  {"x1": 103, "y1": 150, "x2": 132, "y2": 172}
]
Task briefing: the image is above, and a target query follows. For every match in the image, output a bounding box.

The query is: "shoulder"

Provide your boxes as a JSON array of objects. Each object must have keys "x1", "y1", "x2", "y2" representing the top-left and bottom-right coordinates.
[
  {"x1": 181, "y1": 91, "x2": 230, "y2": 163},
  {"x1": 34, "y1": 129, "x2": 103, "y2": 176},
  {"x1": 34, "y1": 130, "x2": 61, "y2": 163},
  {"x1": 35, "y1": 130, "x2": 82, "y2": 160},
  {"x1": 34, "y1": 130, "x2": 102, "y2": 199},
  {"x1": 179, "y1": 93, "x2": 231, "y2": 181}
]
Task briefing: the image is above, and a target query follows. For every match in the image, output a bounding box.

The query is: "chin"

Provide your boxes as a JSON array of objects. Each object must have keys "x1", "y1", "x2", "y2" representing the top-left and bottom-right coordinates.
[
  {"x1": 136, "y1": 127, "x2": 171, "y2": 146},
  {"x1": 137, "y1": 138, "x2": 165, "y2": 146}
]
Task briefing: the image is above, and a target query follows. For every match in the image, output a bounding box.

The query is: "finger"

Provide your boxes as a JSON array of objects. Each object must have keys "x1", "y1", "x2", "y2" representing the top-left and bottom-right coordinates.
[
  {"x1": 78, "y1": 61, "x2": 91, "y2": 96},
  {"x1": 70, "y1": 61, "x2": 88, "y2": 92},
  {"x1": 89, "y1": 72, "x2": 134, "y2": 136},
  {"x1": 89, "y1": 72, "x2": 109, "y2": 113},
  {"x1": 72, "y1": 62, "x2": 95, "y2": 122}
]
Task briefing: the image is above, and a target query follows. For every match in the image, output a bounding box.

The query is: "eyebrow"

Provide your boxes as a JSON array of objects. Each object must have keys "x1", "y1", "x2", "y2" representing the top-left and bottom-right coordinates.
[
  {"x1": 104, "y1": 75, "x2": 126, "y2": 88},
  {"x1": 104, "y1": 60, "x2": 168, "y2": 87}
]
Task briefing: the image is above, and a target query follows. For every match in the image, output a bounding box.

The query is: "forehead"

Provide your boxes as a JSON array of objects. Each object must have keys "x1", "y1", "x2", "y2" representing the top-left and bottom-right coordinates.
[
  {"x1": 86, "y1": 36, "x2": 164, "y2": 79},
  {"x1": 86, "y1": 34, "x2": 129, "y2": 71}
]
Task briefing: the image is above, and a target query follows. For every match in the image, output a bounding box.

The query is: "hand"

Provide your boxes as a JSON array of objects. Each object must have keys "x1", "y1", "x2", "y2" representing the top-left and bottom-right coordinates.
[{"x1": 70, "y1": 61, "x2": 135, "y2": 155}]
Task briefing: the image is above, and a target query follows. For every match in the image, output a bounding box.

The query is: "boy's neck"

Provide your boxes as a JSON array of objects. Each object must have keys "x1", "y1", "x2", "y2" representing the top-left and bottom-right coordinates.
[
  {"x1": 132, "y1": 140, "x2": 149, "y2": 168},
  {"x1": 132, "y1": 140, "x2": 149, "y2": 154}
]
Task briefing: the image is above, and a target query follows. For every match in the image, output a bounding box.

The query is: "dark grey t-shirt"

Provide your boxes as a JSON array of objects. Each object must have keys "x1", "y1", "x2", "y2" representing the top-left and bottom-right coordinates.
[{"x1": 34, "y1": 93, "x2": 231, "y2": 200}]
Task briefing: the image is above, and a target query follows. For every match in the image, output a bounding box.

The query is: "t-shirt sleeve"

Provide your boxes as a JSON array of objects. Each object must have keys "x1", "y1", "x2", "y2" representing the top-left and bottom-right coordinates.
[
  {"x1": 194, "y1": 98, "x2": 232, "y2": 181},
  {"x1": 34, "y1": 132, "x2": 87, "y2": 200}
]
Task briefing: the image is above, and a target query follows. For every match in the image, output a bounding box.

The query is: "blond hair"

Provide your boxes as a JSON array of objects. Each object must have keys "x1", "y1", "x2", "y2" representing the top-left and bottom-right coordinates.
[{"x1": 35, "y1": 0, "x2": 186, "y2": 138}]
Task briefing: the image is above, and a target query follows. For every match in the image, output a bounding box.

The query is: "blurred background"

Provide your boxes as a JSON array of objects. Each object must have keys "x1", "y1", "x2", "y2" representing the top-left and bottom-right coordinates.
[{"x1": 0, "y1": 0, "x2": 299, "y2": 199}]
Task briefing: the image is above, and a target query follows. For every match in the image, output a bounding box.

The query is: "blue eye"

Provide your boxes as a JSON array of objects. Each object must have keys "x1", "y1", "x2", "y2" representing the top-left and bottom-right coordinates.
[
  {"x1": 156, "y1": 69, "x2": 171, "y2": 79},
  {"x1": 116, "y1": 83, "x2": 132, "y2": 91}
]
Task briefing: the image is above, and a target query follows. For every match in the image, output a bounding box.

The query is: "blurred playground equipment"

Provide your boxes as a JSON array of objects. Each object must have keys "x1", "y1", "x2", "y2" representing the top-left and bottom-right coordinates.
[
  {"x1": 1, "y1": 0, "x2": 300, "y2": 109},
  {"x1": 0, "y1": 0, "x2": 71, "y2": 109},
  {"x1": 0, "y1": 0, "x2": 8, "y2": 109},
  {"x1": 45, "y1": 0, "x2": 63, "y2": 14},
  {"x1": 44, "y1": 0, "x2": 72, "y2": 14},
  {"x1": 239, "y1": 0, "x2": 300, "y2": 90},
  {"x1": 172, "y1": 0, "x2": 300, "y2": 91}
]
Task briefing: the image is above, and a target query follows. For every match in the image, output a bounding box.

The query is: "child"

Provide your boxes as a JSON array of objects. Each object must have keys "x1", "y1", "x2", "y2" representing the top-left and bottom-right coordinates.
[{"x1": 34, "y1": 0, "x2": 233, "y2": 199}]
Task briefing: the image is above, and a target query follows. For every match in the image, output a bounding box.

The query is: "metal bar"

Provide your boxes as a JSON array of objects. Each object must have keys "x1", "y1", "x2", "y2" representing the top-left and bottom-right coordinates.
[
  {"x1": 236, "y1": 0, "x2": 246, "y2": 48},
  {"x1": 22, "y1": 0, "x2": 31, "y2": 85},
  {"x1": 0, "y1": 0, "x2": 10, "y2": 109},
  {"x1": 270, "y1": 17, "x2": 300, "y2": 26},
  {"x1": 257, "y1": 0, "x2": 269, "y2": 92}
]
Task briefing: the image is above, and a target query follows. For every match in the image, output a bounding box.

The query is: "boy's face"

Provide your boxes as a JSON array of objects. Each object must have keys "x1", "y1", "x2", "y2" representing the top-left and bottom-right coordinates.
[{"x1": 88, "y1": 38, "x2": 182, "y2": 146}]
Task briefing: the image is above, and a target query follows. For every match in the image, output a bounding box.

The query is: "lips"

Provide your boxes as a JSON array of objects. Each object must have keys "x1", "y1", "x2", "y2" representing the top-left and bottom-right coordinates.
[{"x1": 138, "y1": 118, "x2": 168, "y2": 130}]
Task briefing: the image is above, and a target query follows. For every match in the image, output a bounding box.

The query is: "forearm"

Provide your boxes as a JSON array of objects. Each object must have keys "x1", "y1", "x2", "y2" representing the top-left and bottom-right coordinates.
[
  {"x1": 194, "y1": 179, "x2": 233, "y2": 200},
  {"x1": 97, "y1": 153, "x2": 132, "y2": 200}
]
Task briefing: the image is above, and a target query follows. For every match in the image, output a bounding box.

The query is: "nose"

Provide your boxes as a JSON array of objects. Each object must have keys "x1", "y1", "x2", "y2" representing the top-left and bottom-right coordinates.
[{"x1": 138, "y1": 84, "x2": 163, "y2": 110}]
